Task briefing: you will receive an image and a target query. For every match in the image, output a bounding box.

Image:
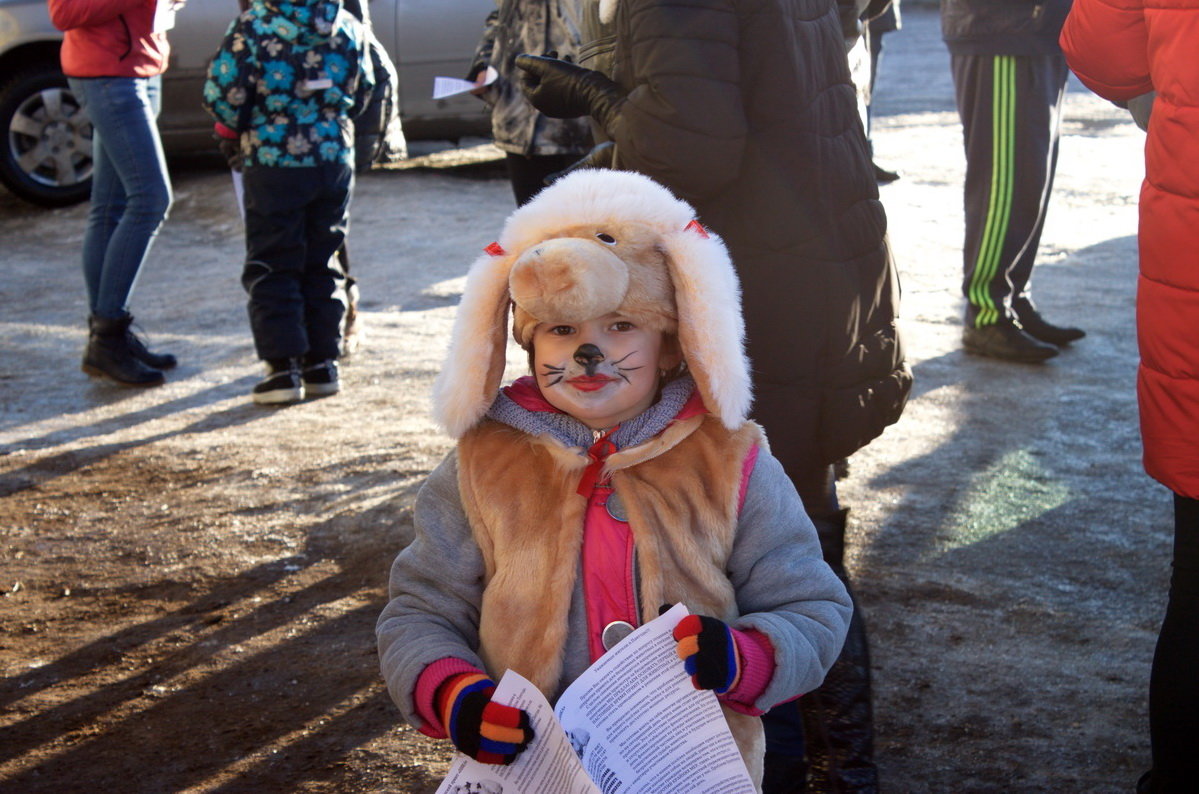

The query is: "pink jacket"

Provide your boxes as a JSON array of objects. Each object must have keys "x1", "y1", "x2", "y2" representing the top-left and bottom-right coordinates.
[
  {"x1": 1061, "y1": 0, "x2": 1199, "y2": 498},
  {"x1": 49, "y1": 0, "x2": 170, "y2": 78}
]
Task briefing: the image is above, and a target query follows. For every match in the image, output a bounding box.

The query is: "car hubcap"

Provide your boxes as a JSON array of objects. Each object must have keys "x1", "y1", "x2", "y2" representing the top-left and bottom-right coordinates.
[{"x1": 8, "y1": 86, "x2": 93, "y2": 188}]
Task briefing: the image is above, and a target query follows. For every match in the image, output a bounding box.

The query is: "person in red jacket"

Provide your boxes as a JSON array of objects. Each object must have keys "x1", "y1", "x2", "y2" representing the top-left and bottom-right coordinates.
[
  {"x1": 1061, "y1": 4, "x2": 1199, "y2": 792},
  {"x1": 49, "y1": 0, "x2": 183, "y2": 387}
]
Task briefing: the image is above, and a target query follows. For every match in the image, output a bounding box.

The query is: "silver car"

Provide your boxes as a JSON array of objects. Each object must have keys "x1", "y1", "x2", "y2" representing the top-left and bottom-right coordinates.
[{"x1": 0, "y1": 0, "x2": 492, "y2": 207}]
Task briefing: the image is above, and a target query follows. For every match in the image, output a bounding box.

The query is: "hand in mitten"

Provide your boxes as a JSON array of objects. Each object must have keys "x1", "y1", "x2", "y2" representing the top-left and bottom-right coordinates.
[
  {"x1": 515, "y1": 54, "x2": 626, "y2": 130},
  {"x1": 436, "y1": 672, "x2": 534, "y2": 765},
  {"x1": 672, "y1": 614, "x2": 742, "y2": 694}
]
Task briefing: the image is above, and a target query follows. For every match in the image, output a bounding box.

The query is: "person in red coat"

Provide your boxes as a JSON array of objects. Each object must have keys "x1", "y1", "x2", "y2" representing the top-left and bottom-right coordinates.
[
  {"x1": 49, "y1": 0, "x2": 182, "y2": 386},
  {"x1": 1061, "y1": 3, "x2": 1199, "y2": 792}
]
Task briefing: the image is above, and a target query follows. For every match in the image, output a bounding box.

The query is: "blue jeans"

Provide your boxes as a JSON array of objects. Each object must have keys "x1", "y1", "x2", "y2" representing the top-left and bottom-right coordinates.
[{"x1": 68, "y1": 76, "x2": 172, "y2": 320}]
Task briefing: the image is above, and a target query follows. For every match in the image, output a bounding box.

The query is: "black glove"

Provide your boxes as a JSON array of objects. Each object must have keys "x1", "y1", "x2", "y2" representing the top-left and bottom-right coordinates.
[
  {"x1": 515, "y1": 54, "x2": 626, "y2": 131},
  {"x1": 215, "y1": 135, "x2": 243, "y2": 172}
]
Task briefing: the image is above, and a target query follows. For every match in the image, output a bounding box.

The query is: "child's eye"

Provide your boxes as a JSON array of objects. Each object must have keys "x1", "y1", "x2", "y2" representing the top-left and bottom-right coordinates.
[
  {"x1": 596, "y1": 232, "x2": 617, "y2": 245},
  {"x1": 611, "y1": 321, "x2": 634, "y2": 332},
  {"x1": 549, "y1": 325, "x2": 575, "y2": 336}
]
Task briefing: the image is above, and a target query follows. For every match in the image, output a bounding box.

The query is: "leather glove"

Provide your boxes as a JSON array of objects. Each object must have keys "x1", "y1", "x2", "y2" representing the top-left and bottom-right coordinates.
[
  {"x1": 672, "y1": 614, "x2": 742, "y2": 694},
  {"x1": 436, "y1": 672, "x2": 535, "y2": 765},
  {"x1": 515, "y1": 54, "x2": 626, "y2": 131}
]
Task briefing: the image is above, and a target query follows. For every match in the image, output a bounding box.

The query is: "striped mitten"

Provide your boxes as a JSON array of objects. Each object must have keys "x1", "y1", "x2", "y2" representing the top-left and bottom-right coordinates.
[
  {"x1": 435, "y1": 672, "x2": 534, "y2": 764},
  {"x1": 672, "y1": 614, "x2": 743, "y2": 694}
]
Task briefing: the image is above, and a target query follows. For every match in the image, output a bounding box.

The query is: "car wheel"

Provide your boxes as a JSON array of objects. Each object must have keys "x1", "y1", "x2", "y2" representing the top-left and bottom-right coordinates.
[{"x1": 0, "y1": 64, "x2": 93, "y2": 207}]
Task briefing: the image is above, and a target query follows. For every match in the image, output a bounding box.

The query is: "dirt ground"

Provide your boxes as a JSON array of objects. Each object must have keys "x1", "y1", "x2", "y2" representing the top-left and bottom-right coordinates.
[{"x1": 0, "y1": 9, "x2": 1168, "y2": 793}]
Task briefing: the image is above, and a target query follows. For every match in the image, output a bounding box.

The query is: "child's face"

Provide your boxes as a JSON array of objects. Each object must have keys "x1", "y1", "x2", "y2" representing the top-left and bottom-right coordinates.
[{"x1": 532, "y1": 313, "x2": 679, "y2": 430}]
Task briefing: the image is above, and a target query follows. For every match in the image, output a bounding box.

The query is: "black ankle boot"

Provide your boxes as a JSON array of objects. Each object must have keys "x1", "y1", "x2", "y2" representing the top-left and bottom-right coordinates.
[
  {"x1": 89, "y1": 314, "x2": 177, "y2": 370},
  {"x1": 82, "y1": 315, "x2": 166, "y2": 386},
  {"x1": 1012, "y1": 299, "x2": 1085, "y2": 346}
]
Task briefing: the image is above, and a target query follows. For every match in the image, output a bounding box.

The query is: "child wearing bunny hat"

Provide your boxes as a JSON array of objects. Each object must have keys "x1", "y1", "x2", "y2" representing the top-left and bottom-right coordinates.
[{"x1": 376, "y1": 169, "x2": 850, "y2": 787}]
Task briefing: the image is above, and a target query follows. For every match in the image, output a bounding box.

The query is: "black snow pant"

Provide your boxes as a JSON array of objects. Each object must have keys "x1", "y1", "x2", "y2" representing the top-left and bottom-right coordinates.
[
  {"x1": 951, "y1": 51, "x2": 1069, "y2": 329},
  {"x1": 242, "y1": 163, "x2": 351, "y2": 363}
]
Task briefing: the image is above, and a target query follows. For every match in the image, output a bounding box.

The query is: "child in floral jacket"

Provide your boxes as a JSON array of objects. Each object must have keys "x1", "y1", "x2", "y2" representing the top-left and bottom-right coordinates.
[{"x1": 202, "y1": 0, "x2": 374, "y2": 404}]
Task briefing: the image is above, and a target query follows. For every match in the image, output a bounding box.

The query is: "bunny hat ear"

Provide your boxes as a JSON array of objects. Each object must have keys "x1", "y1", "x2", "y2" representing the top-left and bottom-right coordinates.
[
  {"x1": 432, "y1": 169, "x2": 751, "y2": 437},
  {"x1": 431, "y1": 242, "x2": 518, "y2": 439},
  {"x1": 657, "y1": 220, "x2": 752, "y2": 430}
]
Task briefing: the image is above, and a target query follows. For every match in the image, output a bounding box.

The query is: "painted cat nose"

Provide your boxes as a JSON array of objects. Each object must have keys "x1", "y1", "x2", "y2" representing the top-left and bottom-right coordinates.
[{"x1": 574, "y1": 343, "x2": 605, "y2": 367}]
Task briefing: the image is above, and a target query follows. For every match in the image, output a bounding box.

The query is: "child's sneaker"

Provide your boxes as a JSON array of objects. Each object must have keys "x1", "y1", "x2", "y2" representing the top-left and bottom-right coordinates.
[
  {"x1": 302, "y1": 359, "x2": 340, "y2": 398},
  {"x1": 252, "y1": 358, "x2": 303, "y2": 405}
]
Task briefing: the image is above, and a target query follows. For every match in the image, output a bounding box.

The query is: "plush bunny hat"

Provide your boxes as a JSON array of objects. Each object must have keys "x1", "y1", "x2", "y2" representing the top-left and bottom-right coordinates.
[{"x1": 432, "y1": 169, "x2": 751, "y2": 438}]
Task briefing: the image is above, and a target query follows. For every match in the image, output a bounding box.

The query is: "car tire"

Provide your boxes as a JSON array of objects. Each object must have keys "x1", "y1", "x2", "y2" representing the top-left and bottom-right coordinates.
[{"x1": 0, "y1": 63, "x2": 93, "y2": 207}]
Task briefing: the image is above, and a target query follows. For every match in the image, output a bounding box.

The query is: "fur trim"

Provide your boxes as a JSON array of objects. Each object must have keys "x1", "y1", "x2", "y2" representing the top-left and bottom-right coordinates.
[
  {"x1": 433, "y1": 169, "x2": 751, "y2": 437},
  {"x1": 457, "y1": 415, "x2": 765, "y2": 787}
]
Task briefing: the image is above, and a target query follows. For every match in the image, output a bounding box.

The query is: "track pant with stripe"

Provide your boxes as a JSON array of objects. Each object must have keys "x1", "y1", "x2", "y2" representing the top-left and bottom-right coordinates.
[{"x1": 951, "y1": 52, "x2": 1070, "y2": 328}]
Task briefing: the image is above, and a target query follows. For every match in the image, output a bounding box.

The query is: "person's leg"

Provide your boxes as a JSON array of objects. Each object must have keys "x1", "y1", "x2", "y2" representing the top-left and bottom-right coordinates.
[
  {"x1": 863, "y1": 28, "x2": 899, "y2": 185},
  {"x1": 301, "y1": 163, "x2": 351, "y2": 364},
  {"x1": 242, "y1": 167, "x2": 317, "y2": 362},
  {"x1": 958, "y1": 53, "x2": 1062, "y2": 329},
  {"x1": 1146, "y1": 493, "x2": 1199, "y2": 792},
  {"x1": 952, "y1": 53, "x2": 1058, "y2": 361},
  {"x1": 70, "y1": 77, "x2": 120, "y2": 314},
  {"x1": 505, "y1": 152, "x2": 580, "y2": 205},
  {"x1": 73, "y1": 76, "x2": 172, "y2": 320},
  {"x1": 763, "y1": 465, "x2": 878, "y2": 794},
  {"x1": 1007, "y1": 54, "x2": 1084, "y2": 344},
  {"x1": 337, "y1": 242, "x2": 363, "y2": 357},
  {"x1": 69, "y1": 77, "x2": 173, "y2": 384},
  {"x1": 798, "y1": 467, "x2": 877, "y2": 794}
]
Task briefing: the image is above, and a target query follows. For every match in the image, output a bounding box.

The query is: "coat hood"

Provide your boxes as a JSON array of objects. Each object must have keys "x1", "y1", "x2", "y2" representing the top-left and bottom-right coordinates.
[{"x1": 251, "y1": 0, "x2": 343, "y2": 45}]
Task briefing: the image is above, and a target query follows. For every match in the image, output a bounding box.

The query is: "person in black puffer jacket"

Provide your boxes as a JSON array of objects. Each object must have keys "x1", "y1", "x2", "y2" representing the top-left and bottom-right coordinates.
[{"x1": 516, "y1": 1, "x2": 912, "y2": 791}]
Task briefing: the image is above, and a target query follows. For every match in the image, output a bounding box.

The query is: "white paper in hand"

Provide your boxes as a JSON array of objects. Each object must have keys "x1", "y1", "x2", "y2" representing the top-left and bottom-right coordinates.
[
  {"x1": 433, "y1": 604, "x2": 756, "y2": 794},
  {"x1": 432, "y1": 66, "x2": 498, "y2": 100},
  {"x1": 153, "y1": 0, "x2": 178, "y2": 33}
]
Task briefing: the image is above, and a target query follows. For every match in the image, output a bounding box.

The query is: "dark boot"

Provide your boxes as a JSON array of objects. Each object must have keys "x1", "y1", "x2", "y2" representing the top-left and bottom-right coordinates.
[
  {"x1": 82, "y1": 315, "x2": 166, "y2": 386},
  {"x1": 88, "y1": 314, "x2": 177, "y2": 370},
  {"x1": 1013, "y1": 305, "x2": 1086, "y2": 346},
  {"x1": 962, "y1": 323, "x2": 1058, "y2": 363},
  {"x1": 252, "y1": 358, "x2": 303, "y2": 405},
  {"x1": 801, "y1": 509, "x2": 880, "y2": 793}
]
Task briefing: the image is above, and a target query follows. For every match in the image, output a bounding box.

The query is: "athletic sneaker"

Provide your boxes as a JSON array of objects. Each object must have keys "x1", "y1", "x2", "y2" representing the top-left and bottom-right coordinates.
[
  {"x1": 302, "y1": 359, "x2": 340, "y2": 398},
  {"x1": 252, "y1": 358, "x2": 303, "y2": 405}
]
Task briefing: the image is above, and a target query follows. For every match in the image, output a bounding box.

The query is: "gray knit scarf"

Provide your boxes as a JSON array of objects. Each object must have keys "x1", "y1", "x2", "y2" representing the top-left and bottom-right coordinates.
[{"x1": 485, "y1": 375, "x2": 698, "y2": 452}]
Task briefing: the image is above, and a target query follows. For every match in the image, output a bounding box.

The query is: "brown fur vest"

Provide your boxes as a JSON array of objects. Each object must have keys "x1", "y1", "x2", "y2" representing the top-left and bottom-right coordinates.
[{"x1": 457, "y1": 412, "x2": 767, "y2": 785}]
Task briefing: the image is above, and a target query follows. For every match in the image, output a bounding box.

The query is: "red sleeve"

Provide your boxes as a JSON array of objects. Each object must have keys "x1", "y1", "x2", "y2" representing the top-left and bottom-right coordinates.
[
  {"x1": 1060, "y1": 0, "x2": 1154, "y2": 102},
  {"x1": 49, "y1": 0, "x2": 150, "y2": 32}
]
